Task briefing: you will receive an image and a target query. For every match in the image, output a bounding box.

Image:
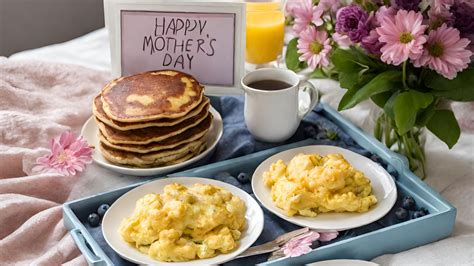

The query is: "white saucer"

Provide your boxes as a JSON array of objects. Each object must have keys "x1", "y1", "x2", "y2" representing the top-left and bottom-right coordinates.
[
  {"x1": 252, "y1": 145, "x2": 397, "y2": 231},
  {"x1": 102, "y1": 177, "x2": 264, "y2": 265},
  {"x1": 80, "y1": 107, "x2": 223, "y2": 176}
]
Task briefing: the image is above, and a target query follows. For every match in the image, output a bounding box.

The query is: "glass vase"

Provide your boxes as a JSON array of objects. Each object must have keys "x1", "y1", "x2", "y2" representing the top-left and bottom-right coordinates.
[{"x1": 374, "y1": 112, "x2": 427, "y2": 179}]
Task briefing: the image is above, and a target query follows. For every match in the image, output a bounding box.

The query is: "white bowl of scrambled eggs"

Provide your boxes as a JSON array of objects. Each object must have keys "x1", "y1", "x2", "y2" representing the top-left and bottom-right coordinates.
[
  {"x1": 102, "y1": 177, "x2": 264, "y2": 265},
  {"x1": 252, "y1": 145, "x2": 397, "y2": 231}
]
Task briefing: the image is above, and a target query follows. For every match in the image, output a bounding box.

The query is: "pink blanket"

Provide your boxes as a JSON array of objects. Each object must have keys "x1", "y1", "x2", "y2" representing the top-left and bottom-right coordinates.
[{"x1": 0, "y1": 58, "x2": 109, "y2": 265}]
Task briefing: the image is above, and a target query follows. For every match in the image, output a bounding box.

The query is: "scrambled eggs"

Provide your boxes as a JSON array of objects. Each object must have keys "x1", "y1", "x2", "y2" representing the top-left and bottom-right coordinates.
[
  {"x1": 119, "y1": 183, "x2": 246, "y2": 262},
  {"x1": 263, "y1": 153, "x2": 377, "y2": 217}
]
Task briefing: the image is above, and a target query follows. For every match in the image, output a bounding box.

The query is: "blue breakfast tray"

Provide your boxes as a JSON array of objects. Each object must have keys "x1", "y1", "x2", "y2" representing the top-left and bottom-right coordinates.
[{"x1": 63, "y1": 103, "x2": 456, "y2": 266}]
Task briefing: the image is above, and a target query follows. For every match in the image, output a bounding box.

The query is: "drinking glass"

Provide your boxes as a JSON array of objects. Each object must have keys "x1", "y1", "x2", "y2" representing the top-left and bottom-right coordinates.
[{"x1": 245, "y1": 0, "x2": 285, "y2": 69}]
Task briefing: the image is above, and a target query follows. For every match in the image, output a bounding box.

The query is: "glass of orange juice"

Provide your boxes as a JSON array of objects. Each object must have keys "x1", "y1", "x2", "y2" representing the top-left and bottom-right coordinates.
[{"x1": 245, "y1": 0, "x2": 285, "y2": 68}]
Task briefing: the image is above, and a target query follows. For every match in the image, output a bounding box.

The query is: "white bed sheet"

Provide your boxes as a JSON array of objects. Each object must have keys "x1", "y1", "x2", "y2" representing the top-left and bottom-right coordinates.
[{"x1": 9, "y1": 28, "x2": 474, "y2": 265}]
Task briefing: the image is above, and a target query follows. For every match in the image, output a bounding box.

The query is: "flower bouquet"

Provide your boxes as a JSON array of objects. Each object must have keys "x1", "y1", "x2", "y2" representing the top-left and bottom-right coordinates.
[{"x1": 285, "y1": 0, "x2": 473, "y2": 178}]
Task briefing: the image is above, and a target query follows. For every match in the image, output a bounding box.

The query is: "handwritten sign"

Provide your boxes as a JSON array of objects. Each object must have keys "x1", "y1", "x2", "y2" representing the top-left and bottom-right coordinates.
[{"x1": 121, "y1": 11, "x2": 235, "y2": 86}]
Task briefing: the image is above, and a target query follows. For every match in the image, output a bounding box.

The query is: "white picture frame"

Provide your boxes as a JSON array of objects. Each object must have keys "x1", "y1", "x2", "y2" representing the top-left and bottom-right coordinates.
[{"x1": 104, "y1": 0, "x2": 246, "y2": 95}]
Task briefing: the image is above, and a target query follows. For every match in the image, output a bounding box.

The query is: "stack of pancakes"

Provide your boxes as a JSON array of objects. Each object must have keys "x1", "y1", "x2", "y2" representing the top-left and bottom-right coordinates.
[{"x1": 93, "y1": 70, "x2": 212, "y2": 168}]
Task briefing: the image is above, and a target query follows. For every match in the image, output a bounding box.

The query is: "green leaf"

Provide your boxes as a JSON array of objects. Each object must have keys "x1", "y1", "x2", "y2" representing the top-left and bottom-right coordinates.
[
  {"x1": 309, "y1": 68, "x2": 326, "y2": 79},
  {"x1": 338, "y1": 72, "x2": 359, "y2": 90},
  {"x1": 285, "y1": 38, "x2": 304, "y2": 72},
  {"x1": 383, "y1": 91, "x2": 400, "y2": 119},
  {"x1": 393, "y1": 90, "x2": 434, "y2": 134},
  {"x1": 339, "y1": 71, "x2": 376, "y2": 91},
  {"x1": 331, "y1": 48, "x2": 365, "y2": 73},
  {"x1": 338, "y1": 86, "x2": 358, "y2": 111},
  {"x1": 427, "y1": 110, "x2": 460, "y2": 148},
  {"x1": 371, "y1": 91, "x2": 392, "y2": 108},
  {"x1": 338, "y1": 73, "x2": 377, "y2": 110},
  {"x1": 415, "y1": 103, "x2": 436, "y2": 127},
  {"x1": 350, "y1": 46, "x2": 383, "y2": 70},
  {"x1": 339, "y1": 70, "x2": 401, "y2": 110},
  {"x1": 424, "y1": 68, "x2": 474, "y2": 101}
]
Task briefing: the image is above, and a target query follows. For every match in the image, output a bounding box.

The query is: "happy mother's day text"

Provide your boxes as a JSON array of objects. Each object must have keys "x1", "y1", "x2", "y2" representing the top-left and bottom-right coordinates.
[{"x1": 142, "y1": 17, "x2": 216, "y2": 70}]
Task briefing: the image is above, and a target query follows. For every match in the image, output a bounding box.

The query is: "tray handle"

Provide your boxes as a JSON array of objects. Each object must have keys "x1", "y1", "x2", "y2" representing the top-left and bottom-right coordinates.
[{"x1": 70, "y1": 228, "x2": 102, "y2": 264}]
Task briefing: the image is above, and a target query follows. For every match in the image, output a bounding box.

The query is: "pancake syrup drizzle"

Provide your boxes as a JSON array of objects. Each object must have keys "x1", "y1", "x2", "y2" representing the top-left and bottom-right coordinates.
[{"x1": 142, "y1": 17, "x2": 216, "y2": 70}]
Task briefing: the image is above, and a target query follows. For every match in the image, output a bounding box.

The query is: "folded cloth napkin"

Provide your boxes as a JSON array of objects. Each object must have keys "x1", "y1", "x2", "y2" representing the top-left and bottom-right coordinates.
[{"x1": 0, "y1": 57, "x2": 109, "y2": 265}]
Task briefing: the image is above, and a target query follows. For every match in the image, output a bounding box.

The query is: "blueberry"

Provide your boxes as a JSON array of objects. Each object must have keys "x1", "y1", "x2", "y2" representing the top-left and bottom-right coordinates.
[
  {"x1": 236, "y1": 172, "x2": 250, "y2": 184},
  {"x1": 402, "y1": 196, "x2": 417, "y2": 211},
  {"x1": 370, "y1": 154, "x2": 381, "y2": 162},
  {"x1": 97, "y1": 204, "x2": 110, "y2": 217},
  {"x1": 387, "y1": 165, "x2": 398, "y2": 178},
  {"x1": 88, "y1": 213, "x2": 101, "y2": 227},
  {"x1": 395, "y1": 207, "x2": 409, "y2": 221},
  {"x1": 304, "y1": 126, "x2": 317, "y2": 139},
  {"x1": 412, "y1": 210, "x2": 427, "y2": 219},
  {"x1": 419, "y1": 207, "x2": 429, "y2": 215}
]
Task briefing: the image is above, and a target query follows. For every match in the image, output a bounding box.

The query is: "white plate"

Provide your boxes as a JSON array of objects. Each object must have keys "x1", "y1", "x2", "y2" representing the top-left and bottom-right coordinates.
[
  {"x1": 102, "y1": 177, "x2": 264, "y2": 265},
  {"x1": 307, "y1": 259, "x2": 379, "y2": 266},
  {"x1": 252, "y1": 145, "x2": 397, "y2": 231},
  {"x1": 81, "y1": 107, "x2": 223, "y2": 176}
]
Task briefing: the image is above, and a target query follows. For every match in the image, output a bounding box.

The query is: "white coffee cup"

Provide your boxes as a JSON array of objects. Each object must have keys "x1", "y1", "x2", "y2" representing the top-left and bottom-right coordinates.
[{"x1": 241, "y1": 68, "x2": 319, "y2": 143}]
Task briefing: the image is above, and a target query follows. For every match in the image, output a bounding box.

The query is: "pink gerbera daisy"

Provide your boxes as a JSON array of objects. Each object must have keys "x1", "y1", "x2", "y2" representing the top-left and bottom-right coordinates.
[
  {"x1": 318, "y1": 0, "x2": 342, "y2": 13},
  {"x1": 297, "y1": 27, "x2": 332, "y2": 69},
  {"x1": 281, "y1": 230, "x2": 338, "y2": 257},
  {"x1": 34, "y1": 131, "x2": 93, "y2": 176},
  {"x1": 281, "y1": 231, "x2": 320, "y2": 257},
  {"x1": 376, "y1": 10, "x2": 427, "y2": 65},
  {"x1": 293, "y1": 0, "x2": 324, "y2": 35},
  {"x1": 431, "y1": 0, "x2": 454, "y2": 12},
  {"x1": 427, "y1": 5, "x2": 453, "y2": 29},
  {"x1": 414, "y1": 24, "x2": 472, "y2": 79},
  {"x1": 285, "y1": 0, "x2": 301, "y2": 17}
]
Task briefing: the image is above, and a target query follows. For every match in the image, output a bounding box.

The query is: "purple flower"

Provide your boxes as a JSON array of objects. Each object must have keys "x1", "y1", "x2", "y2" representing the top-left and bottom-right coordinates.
[
  {"x1": 336, "y1": 5, "x2": 370, "y2": 43},
  {"x1": 392, "y1": 0, "x2": 421, "y2": 11},
  {"x1": 361, "y1": 29, "x2": 384, "y2": 55},
  {"x1": 451, "y1": 1, "x2": 474, "y2": 36}
]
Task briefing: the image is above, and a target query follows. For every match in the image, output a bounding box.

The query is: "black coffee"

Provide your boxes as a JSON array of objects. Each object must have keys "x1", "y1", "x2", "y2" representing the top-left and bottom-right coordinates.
[{"x1": 248, "y1": 80, "x2": 292, "y2": 91}]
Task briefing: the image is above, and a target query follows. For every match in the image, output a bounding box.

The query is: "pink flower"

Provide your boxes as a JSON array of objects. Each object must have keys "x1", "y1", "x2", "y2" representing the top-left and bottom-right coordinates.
[
  {"x1": 34, "y1": 131, "x2": 93, "y2": 176},
  {"x1": 285, "y1": 0, "x2": 302, "y2": 17},
  {"x1": 293, "y1": 0, "x2": 324, "y2": 35},
  {"x1": 430, "y1": 0, "x2": 454, "y2": 12},
  {"x1": 332, "y1": 32, "x2": 352, "y2": 49},
  {"x1": 413, "y1": 24, "x2": 472, "y2": 79},
  {"x1": 281, "y1": 231, "x2": 320, "y2": 257},
  {"x1": 297, "y1": 27, "x2": 332, "y2": 69},
  {"x1": 318, "y1": 0, "x2": 342, "y2": 13},
  {"x1": 375, "y1": 6, "x2": 397, "y2": 26},
  {"x1": 428, "y1": 5, "x2": 453, "y2": 29},
  {"x1": 318, "y1": 231, "x2": 339, "y2": 242},
  {"x1": 376, "y1": 10, "x2": 428, "y2": 65},
  {"x1": 281, "y1": 230, "x2": 339, "y2": 257}
]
